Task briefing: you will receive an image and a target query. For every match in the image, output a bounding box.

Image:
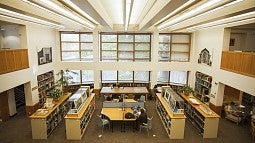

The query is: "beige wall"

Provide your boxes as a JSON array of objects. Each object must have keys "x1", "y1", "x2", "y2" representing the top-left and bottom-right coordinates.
[
  {"x1": 0, "y1": 19, "x2": 57, "y2": 106},
  {"x1": 193, "y1": 27, "x2": 255, "y2": 106}
]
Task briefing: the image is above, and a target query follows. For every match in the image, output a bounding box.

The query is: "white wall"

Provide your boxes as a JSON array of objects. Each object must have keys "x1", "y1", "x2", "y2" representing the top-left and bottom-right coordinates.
[
  {"x1": 230, "y1": 28, "x2": 255, "y2": 52},
  {"x1": 0, "y1": 22, "x2": 57, "y2": 106},
  {"x1": 1, "y1": 25, "x2": 20, "y2": 49},
  {"x1": 193, "y1": 27, "x2": 255, "y2": 106}
]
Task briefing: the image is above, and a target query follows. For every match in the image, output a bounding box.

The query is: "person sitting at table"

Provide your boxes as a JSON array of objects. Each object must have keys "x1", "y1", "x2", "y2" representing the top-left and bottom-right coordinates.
[
  {"x1": 135, "y1": 108, "x2": 148, "y2": 131},
  {"x1": 106, "y1": 95, "x2": 112, "y2": 101},
  {"x1": 227, "y1": 102, "x2": 238, "y2": 113}
]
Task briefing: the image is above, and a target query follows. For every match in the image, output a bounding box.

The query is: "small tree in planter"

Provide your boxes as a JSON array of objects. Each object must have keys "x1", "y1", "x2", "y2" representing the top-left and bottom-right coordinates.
[
  {"x1": 180, "y1": 85, "x2": 194, "y2": 96},
  {"x1": 55, "y1": 69, "x2": 78, "y2": 93}
]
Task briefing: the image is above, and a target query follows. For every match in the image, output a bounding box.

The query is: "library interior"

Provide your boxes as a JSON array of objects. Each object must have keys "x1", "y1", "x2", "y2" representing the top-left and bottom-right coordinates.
[{"x1": 0, "y1": 0, "x2": 254, "y2": 143}]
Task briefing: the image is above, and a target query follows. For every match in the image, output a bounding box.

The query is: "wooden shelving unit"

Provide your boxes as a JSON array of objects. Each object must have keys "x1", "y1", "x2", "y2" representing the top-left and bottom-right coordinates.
[
  {"x1": 156, "y1": 92, "x2": 186, "y2": 139},
  {"x1": 180, "y1": 94, "x2": 220, "y2": 138},
  {"x1": 65, "y1": 93, "x2": 95, "y2": 140},
  {"x1": 30, "y1": 93, "x2": 71, "y2": 139},
  {"x1": 37, "y1": 70, "x2": 55, "y2": 106},
  {"x1": 194, "y1": 71, "x2": 212, "y2": 104}
]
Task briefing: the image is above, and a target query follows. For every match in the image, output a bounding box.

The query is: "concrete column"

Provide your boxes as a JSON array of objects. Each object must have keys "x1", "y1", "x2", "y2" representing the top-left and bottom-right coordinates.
[{"x1": 7, "y1": 88, "x2": 17, "y2": 116}]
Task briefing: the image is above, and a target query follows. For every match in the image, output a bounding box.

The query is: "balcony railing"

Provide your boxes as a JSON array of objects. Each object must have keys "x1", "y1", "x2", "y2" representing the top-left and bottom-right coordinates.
[
  {"x1": 221, "y1": 51, "x2": 255, "y2": 78},
  {"x1": 0, "y1": 49, "x2": 29, "y2": 75}
]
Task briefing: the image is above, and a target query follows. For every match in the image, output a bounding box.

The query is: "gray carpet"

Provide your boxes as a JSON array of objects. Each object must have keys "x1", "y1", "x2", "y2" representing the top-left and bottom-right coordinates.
[{"x1": 0, "y1": 96, "x2": 253, "y2": 143}]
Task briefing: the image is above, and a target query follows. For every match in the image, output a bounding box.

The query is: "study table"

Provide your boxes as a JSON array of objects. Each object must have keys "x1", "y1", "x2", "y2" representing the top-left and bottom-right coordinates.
[
  {"x1": 101, "y1": 107, "x2": 136, "y2": 132},
  {"x1": 100, "y1": 87, "x2": 149, "y2": 99}
]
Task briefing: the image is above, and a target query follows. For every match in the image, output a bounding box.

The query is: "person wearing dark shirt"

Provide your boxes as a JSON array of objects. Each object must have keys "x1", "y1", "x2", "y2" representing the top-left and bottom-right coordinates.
[
  {"x1": 135, "y1": 108, "x2": 148, "y2": 130},
  {"x1": 106, "y1": 95, "x2": 112, "y2": 101}
]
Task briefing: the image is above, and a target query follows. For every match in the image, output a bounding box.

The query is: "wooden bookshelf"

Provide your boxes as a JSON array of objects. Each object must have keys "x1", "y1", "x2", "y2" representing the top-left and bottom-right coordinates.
[
  {"x1": 30, "y1": 93, "x2": 71, "y2": 139},
  {"x1": 65, "y1": 93, "x2": 95, "y2": 140}
]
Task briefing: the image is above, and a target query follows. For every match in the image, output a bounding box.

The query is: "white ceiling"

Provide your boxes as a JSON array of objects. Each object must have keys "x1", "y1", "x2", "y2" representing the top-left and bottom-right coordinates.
[{"x1": 0, "y1": 0, "x2": 254, "y2": 32}]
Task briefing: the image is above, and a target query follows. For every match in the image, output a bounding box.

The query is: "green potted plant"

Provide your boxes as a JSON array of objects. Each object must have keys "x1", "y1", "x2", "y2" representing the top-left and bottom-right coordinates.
[
  {"x1": 49, "y1": 88, "x2": 63, "y2": 101},
  {"x1": 180, "y1": 85, "x2": 194, "y2": 96},
  {"x1": 56, "y1": 69, "x2": 78, "y2": 93}
]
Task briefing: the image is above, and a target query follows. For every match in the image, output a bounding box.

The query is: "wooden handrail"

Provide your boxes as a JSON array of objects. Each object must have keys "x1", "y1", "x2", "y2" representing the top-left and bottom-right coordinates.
[
  {"x1": 221, "y1": 51, "x2": 255, "y2": 78},
  {"x1": 0, "y1": 49, "x2": 29, "y2": 75}
]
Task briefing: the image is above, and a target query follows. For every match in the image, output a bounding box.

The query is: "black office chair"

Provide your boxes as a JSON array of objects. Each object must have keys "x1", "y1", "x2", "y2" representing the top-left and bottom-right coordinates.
[
  {"x1": 134, "y1": 95, "x2": 141, "y2": 101},
  {"x1": 112, "y1": 94, "x2": 120, "y2": 99}
]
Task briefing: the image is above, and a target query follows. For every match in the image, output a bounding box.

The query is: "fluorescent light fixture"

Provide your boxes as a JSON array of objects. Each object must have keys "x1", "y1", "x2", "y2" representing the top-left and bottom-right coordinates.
[
  {"x1": 61, "y1": 0, "x2": 99, "y2": 25},
  {"x1": 168, "y1": 0, "x2": 245, "y2": 29},
  {"x1": 0, "y1": 7, "x2": 64, "y2": 29},
  {"x1": 125, "y1": 0, "x2": 132, "y2": 31},
  {"x1": 188, "y1": 18, "x2": 255, "y2": 31},
  {"x1": 39, "y1": 0, "x2": 95, "y2": 30},
  {"x1": 187, "y1": 11, "x2": 255, "y2": 30},
  {"x1": 158, "y1": 0, "x2": 221, "y2": 30}
]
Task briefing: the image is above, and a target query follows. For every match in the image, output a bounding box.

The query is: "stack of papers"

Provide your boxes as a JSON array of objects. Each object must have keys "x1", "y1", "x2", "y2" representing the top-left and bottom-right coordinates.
[{"x1": 189, "y1": 98, "x2": 200, "y2": 105}]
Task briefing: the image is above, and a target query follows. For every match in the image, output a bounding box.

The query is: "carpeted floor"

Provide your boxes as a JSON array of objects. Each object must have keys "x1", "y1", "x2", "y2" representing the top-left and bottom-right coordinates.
[{"x1": 0, "y1": 96, "x2": 254, "y2": 143}]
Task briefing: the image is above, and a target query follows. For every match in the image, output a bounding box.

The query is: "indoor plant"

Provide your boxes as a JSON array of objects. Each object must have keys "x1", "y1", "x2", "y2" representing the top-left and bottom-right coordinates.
[
  {"x1": 180, "y1": 85, "x2": 194, "y2": 95},
  {"x1": 49, "y1": 88, "x2": 63, "y2": 101},
  {"x1": 56, "y1": 69, "x2": 78, "y2": 93}
]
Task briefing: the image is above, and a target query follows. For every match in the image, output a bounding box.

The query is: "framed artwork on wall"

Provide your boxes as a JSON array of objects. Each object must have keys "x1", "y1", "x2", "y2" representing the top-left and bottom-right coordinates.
[
  {"x1": 38, "y1": 47, "x2": 52, "y2": 65},
  {"x1": 198, "y1": 48, "x2": 212, "y2": 66}
]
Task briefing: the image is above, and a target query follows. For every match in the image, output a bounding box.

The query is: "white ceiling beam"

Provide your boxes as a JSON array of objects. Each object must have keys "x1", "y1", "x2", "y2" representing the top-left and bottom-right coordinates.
[
  {"x1": 168, "y1": 0, "x2": 255, "y2": 32},
  {"x1": 139, "y1": 0, "x2": 170, "y2": 30},
  {"x1": 88, "y1": 0, "x2": 113, "y2": 29}
]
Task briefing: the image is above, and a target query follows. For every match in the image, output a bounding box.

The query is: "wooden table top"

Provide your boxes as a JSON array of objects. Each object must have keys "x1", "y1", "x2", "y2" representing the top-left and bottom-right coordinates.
[
  {"x1": 101, "y1": 108, "x2": 136, "y2": 121},
  {"x1": 100, "y1": 87, "x2": 148, "y2": 94},
  {"x1": 30, "y1": 93, "x2": 71, "y2": 119},
  {"x1": 180, "y1": 94, "x2": 220, "y2": 118}
]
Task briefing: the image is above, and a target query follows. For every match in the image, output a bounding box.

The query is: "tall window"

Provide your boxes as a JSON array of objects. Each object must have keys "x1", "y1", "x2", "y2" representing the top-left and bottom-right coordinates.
[
  {"x1": 60, "y1": 32, "x2": 93, "y2": 61},
  {"x1": 64, "y1": 70, "x2": 94, "y2": 84},
  {"x1": 157, "y1": 71, "x2": 188, "y2": 85},
  {"x1": 159, "y1": 34, "x2": 190, "y2": 62},
  {"x1": 101, "y1": 71, "x2": 150, "y2": 83},
  {"x1": 100, "y1": 33, "x2": 151, "y2": 62}
]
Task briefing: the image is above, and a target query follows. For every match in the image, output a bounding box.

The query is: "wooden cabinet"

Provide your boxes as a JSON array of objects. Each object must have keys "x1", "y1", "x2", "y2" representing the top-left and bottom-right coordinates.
[
  {"x1": 194, "y1": 71, "x2": 212, "y2": 104},
  {"x1": 156, "y1": 93, "x2": 186, "y2": 139},
  {"x1": 0, "y1": 49, "x2": 29, "y2": 74},
  {"x1": 37, "y1": 71, "x2": 55, "y2": 107},
  {"x1": 65, "y1": 93, "x2": 95, "y2": 140},
  {"x1": 30, "y1": 93, "x2": 71, "y2": 139},
  {"x1": 180, "y1": 94, "x2": 220, "y2": 138}
]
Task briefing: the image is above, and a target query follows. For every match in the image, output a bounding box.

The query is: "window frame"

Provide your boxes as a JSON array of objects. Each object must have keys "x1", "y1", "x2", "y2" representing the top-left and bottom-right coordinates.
[
  {"x1": 159, "y1": 33, "x2": 191, "y2": 62},
  {"x1": 60, "y1": 32, "x2": 93, "y2": 61},
  {"x1": 100, "y1": 33, "x2": 152, "y2": 62},
  {"x1": 157, "y1": 71, "x2": 189, "y2": 85}
]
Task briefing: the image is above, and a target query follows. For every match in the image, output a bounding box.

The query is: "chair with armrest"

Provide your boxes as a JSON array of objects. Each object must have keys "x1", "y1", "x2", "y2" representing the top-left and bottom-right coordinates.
[
  {"x1": 140, "y1": 116, "x2": 153, "y2": 136},
  {"x1": 97, "y1": 114, "x2": 110, "y2": 133},
  {"x1": 224, "y1": 105, "x2": 242, "y2": 125}
]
